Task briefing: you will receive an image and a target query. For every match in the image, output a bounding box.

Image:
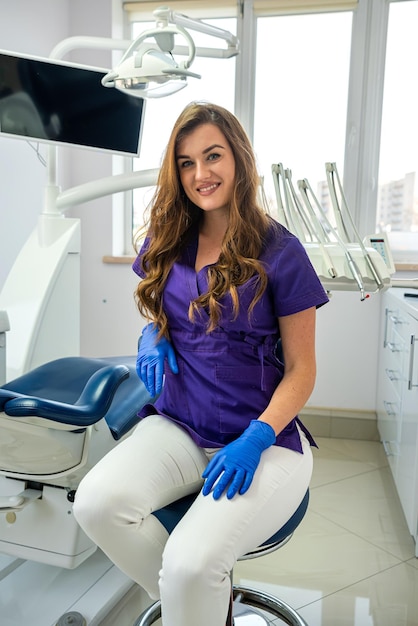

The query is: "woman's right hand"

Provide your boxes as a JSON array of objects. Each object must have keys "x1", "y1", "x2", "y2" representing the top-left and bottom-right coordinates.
[{"x1": 136, "y1": 324, "x2": 178, "y2": 397}]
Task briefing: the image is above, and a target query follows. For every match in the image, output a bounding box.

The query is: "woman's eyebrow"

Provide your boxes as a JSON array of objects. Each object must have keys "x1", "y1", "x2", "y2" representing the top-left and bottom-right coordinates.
[
  {"x1": 202, "y1": 143, "x2": 225, "y2": 154},
  {"x1": 176, "y1": 144, "x2": 225, "y2": 159}
]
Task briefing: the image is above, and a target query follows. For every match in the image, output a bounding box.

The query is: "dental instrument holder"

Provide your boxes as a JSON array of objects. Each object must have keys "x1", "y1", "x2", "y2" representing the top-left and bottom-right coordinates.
[
  {"x1": 271, "y1": 163, "x2": 393, "y2": 300},
  {"x1": 284, "y1": 167, "x2": 337, "y2": 280},
  {"x1": 325, "y1": 162, "x2": 386, "y2": 294}
]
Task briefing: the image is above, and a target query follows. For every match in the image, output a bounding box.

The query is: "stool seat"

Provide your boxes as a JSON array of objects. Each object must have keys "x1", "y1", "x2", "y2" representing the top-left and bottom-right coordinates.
[
  {"x1": 153, "y1": 489, "x2": 309, "y2": 552},
  {"x1": 135, "y1": 490, "x2": 310, "y2": 626}
]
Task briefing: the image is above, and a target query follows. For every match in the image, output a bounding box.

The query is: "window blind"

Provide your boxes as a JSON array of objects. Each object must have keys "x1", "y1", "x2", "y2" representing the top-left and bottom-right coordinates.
[
  {"x1": 253, "y1": 0, "x2": 358, "y2": 15},
  {"x1": 123, "y1": 1, "x2": 237, "y2": 20},
  {"x1": 123, "y1": 0, "x2": 358, "y2": 19}
]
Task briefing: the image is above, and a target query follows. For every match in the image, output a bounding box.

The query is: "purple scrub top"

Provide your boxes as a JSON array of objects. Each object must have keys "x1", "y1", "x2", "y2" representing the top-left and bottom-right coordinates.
[{"x1": 133, "y1": 219, "x2": 329, "y2": 453}]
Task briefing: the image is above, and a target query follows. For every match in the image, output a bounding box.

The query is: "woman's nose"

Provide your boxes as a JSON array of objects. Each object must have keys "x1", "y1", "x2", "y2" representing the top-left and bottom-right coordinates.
[{"x1": 195, "y1": 160, "x2": 210, "y2": 179}]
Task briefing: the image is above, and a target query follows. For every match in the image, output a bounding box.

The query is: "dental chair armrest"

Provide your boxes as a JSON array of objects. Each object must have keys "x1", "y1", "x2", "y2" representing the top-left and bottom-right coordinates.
[{"x1": 3, "y1": 364, "x2": 130, "y2": 426}]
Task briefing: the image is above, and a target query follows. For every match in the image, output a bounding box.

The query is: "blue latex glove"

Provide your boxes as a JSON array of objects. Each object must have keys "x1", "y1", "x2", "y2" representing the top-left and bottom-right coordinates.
[
  {"x1": 136, "y1": 323, "x2": 178, "y2": 397},
  {"x1": 202, "y1": 420, "x2": 276, "y2": 500}
]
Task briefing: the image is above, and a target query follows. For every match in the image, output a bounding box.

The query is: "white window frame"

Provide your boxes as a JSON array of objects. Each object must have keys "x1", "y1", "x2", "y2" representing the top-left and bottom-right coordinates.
[{"x1": 343, "y1": 0, "x2": 390, "y2": 237}]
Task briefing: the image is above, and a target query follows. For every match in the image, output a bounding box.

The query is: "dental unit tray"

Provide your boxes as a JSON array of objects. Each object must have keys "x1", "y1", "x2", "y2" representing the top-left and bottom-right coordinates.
[{"x1": 271, "y1": 163, "x2": 394, "y2": 300}]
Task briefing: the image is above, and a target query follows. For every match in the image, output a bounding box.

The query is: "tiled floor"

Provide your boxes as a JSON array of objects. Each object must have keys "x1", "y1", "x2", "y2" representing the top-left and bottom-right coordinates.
[{"x1": 233, "y1": 437, "x2": 418, "y2": 626}]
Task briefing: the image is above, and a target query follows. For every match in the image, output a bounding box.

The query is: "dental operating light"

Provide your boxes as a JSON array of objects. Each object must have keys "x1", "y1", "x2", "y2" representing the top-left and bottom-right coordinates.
[{"x1": 101, "y1": 6, "x2": 239, "y2": 98}]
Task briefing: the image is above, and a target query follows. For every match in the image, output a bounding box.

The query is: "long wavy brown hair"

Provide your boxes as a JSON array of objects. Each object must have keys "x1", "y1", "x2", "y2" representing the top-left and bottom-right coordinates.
[{"x1": 134, "y1": 101, "x2": 271, "y2": 335}]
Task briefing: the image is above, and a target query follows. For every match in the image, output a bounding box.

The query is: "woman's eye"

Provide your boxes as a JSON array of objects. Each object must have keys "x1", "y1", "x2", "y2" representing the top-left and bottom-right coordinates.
[
  {"x1": 208, "y1": 152, "x2": 220, "y2": 161},
  {"x1": 180, "y1": 160, "x2": 193, "y2": 168}
]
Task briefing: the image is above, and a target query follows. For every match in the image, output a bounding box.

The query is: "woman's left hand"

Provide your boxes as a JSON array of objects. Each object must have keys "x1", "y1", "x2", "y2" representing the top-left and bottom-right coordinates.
[{"x1": 202, "y1": 420, "x2": 276, "y2": 500}]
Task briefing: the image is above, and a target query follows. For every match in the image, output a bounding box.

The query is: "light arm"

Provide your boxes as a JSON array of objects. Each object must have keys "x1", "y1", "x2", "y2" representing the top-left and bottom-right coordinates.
[
  {"x1": 101, "y1": 7, "x2": 239, "y2": 97},
  {"x1": 166, "y1": 8, "x2": 239, "y2": 51},
  {"x1": 56, "y1": 169, "x2": 159, "y2": 213}
]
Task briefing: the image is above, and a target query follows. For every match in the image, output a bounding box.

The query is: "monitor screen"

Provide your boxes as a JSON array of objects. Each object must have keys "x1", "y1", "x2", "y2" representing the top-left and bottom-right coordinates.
[{"x1": 0, "y1": 50, "x2": 145, "y2": 156}]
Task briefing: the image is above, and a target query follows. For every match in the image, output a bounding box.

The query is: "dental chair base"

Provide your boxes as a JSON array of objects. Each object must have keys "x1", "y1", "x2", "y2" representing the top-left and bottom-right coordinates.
[{"x1": 0, "y1": 476, "x2": 95, "y2": 568}]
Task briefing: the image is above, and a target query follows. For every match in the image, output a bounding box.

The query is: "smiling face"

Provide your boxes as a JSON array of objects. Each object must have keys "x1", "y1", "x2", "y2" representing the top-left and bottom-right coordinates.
[{"x1": 176, "y1": 123, "x2": 236, "y2": 218}]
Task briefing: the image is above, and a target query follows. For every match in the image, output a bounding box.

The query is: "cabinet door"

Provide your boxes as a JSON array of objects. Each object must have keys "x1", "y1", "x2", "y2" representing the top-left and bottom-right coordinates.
[{"x1": 397, "y1": 313, "x2": 418, "y2": 543}]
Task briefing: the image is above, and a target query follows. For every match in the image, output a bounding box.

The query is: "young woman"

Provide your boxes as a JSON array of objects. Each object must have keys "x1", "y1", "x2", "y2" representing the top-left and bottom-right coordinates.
[{"x1": 73, "y1": 102, "x2": 328, "y2": 626}]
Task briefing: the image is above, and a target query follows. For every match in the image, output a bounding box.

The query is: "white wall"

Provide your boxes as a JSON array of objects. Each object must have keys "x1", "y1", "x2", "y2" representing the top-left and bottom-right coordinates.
[
  {"x1": 0, "y1": 0, "x2": 381, "y2": 413},
  {"x1": 0, "y1": 0, "x2": 70, "y2": 289},
  {"x1": 69, "y1": 0, "x2": 145, "y2": 357}
]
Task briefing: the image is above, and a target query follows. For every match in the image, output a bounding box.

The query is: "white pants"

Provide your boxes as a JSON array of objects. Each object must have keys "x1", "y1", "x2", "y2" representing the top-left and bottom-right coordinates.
[{"x1": 73, "y1": 415, "x2": 313, "y2": 626}]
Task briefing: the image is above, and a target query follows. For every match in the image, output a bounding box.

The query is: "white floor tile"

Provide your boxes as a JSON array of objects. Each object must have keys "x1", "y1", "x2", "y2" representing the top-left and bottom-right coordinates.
[
  {"x1": 309, "y1": 465, "x2": 415, "y2": 561},
  {"x1": 234, "y1": 508, "x2": 401, "y2": 609},
  {"x1": 310, "y1": 438, "x2": 388, "y2": 488},
  {"x1": 234, "y1": 438, "x2": 418, "y2": 626},
  {"x1": 407, "y1": 557, "x2": 418, "y2": 571},
  {"x1": 297, "y1": 561, "x2": 418, "y2": 626}
]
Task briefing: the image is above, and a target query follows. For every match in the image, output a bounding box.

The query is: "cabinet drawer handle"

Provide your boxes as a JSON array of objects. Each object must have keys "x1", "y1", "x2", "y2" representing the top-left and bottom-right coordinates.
[
  {"x1": 385, "y1": 368, "x2": 400, "y2": 382},
  {"x1": 389, "y1": 315, "x2": 405, "y2": 325},
  {"x1": 382, "y1": 440, "x2": 395, "y2": 457},
  {"x1": 383, "y1": 400, "x2": 397, "y2": 416},
  {"x1": 384, "y1": 308, "x2": 394, "y2": 347},
  {"x1": 386, "y1": 341, "x2": 401, "y2": 353},
  {"x1": 408, "y1": 334, "x2": 418, "y2": 390}
]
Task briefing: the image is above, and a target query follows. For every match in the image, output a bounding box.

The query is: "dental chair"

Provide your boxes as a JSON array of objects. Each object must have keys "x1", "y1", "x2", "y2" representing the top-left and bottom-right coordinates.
[{"x1": 0, "y1": 355, "x2": 150, "y2": 569}]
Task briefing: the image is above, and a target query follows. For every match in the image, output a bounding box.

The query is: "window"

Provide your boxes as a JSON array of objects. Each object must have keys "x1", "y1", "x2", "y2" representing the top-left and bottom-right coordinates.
[
  {"x1": 253, "y1": 11, "x2": 352, "y2": 212},
  {"x1": 377, "y1": 0, "x2": 418, "y2": 265}
]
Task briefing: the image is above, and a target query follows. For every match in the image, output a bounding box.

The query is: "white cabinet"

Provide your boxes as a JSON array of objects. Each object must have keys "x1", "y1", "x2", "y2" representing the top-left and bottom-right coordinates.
[{"x1": 376, "y1": 288, "x2": 418, "y2": 555}]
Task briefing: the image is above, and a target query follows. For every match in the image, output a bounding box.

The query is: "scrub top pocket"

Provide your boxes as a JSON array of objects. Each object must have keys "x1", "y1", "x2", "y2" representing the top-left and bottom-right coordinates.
[{"x1": 215, "y1": 364, "x2": 282, "y2": 436}]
